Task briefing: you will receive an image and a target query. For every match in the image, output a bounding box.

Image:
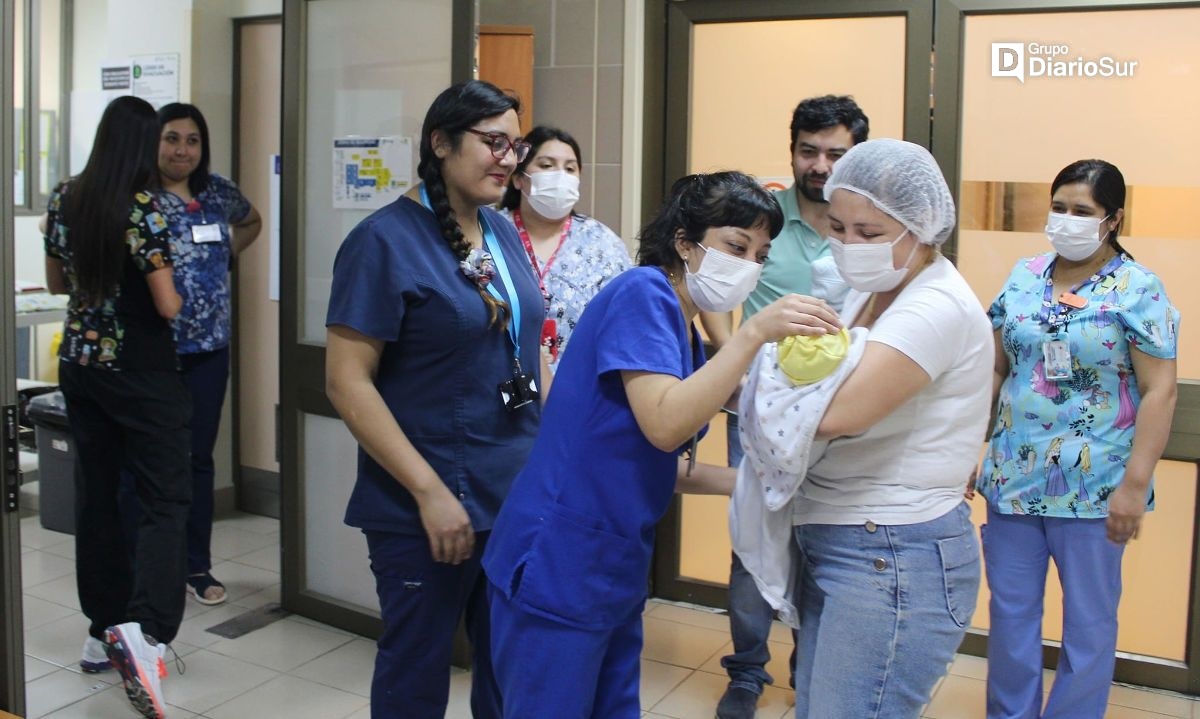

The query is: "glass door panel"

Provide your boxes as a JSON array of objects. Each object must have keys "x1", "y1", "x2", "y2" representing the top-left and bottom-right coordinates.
[
  {"x1": 682, "y1": 16, "x2": 908, "y2": 586},
  {"x1": 947, "y1": 4, "x2": 1200, "y2": 686}
]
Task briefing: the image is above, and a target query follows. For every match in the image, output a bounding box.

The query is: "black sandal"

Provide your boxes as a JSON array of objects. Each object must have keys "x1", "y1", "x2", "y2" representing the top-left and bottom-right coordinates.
[{"x1": 186, "y1": 572, "x2": 227, "y2": 605}]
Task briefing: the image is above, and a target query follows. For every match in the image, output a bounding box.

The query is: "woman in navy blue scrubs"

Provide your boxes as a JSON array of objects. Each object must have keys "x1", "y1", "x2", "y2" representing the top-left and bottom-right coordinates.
[
  {"x1": 325, "y1": 80, "x2": 543, "y2": 719},
  {"x1": 484, "y1": 172, "x2": 843, "y2": 718}
]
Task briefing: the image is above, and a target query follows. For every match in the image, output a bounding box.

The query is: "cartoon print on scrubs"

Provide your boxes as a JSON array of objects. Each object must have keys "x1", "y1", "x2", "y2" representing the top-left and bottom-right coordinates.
[
  {"x1": 155, "y1": 174, "x2": 252, "y2": 353},
  {"x1": 979, "y1": 251, "x2": 1179, "y2": 519},
  {"x1": 44, "y1": 185, "x2": 172, "y2": 369}
]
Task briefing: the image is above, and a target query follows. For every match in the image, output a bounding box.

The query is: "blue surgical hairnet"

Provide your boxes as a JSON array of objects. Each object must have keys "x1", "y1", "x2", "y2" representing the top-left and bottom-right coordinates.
[{"x1": 823, "y1": 139, "x2": 956, "y2": 246}]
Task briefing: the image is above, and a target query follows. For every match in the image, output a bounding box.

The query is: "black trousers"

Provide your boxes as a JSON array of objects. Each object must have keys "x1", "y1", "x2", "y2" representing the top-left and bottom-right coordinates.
[{"x1": 59, "y1": 362, "x2": 192, "y2": 644}]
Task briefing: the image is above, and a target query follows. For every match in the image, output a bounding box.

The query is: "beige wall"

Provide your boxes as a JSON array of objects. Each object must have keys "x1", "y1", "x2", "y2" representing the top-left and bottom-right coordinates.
[{"x1": 479, "y1": 0, "x2": 627, "y2": 236}]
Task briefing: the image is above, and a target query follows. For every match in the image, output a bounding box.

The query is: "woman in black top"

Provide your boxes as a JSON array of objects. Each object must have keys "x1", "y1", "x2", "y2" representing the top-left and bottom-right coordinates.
[{"x1": 43, "y1": 95, "x2": 191, "y2": 719}]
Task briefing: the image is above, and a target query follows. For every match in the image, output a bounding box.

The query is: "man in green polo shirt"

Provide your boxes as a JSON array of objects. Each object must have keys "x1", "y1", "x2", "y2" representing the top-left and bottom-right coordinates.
[{"x1": 703, "y1": 94, "x2": 869, "y2": 719}]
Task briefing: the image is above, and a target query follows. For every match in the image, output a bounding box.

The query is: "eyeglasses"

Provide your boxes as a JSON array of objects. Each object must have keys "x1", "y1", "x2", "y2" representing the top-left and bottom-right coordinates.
[{"x1": 465, "y1": 128, "x2": 531, "y2": 163}]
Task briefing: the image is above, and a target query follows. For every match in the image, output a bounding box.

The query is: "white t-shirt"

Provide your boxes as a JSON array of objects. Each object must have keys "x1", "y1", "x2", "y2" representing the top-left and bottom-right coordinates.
[{"x1": 793, "y1": 255, "x2": 993, "y2": 526}]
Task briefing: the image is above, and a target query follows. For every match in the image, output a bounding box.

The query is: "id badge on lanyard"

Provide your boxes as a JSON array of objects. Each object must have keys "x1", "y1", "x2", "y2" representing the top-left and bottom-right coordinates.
[{"x1": 1042, "y1": 339, "x2": 1072, "y2": 380}]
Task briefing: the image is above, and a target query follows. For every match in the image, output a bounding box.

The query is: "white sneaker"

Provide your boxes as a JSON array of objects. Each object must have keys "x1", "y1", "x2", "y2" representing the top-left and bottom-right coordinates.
[
  {"x1": 104, "y1": 622, "x2": 169, "y2": 719},
  {"x1": 79, "y1": 636, "x2": 112, "y2": 673}
]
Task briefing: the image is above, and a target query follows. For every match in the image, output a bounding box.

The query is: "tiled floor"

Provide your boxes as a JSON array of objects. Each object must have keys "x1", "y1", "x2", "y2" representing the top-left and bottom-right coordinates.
[{"x1": 17, "y1": 510, "x2": 1200, "y2": 718}]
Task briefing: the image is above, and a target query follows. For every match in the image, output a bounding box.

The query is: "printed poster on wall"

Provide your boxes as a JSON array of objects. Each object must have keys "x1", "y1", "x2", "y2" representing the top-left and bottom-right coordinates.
[
  {"x1": 332, "y1": 136, "x2": 413, "y2": 210},
  {"x1": 98, "y1": 54, "x2": 180, "y2": 109}
]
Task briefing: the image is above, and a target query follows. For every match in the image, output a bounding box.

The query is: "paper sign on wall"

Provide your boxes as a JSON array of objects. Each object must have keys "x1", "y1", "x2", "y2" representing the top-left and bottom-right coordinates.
[
  {"x1": 332, "y1": 136, "x2": 413, "y2": 210},
  {"x1": 98, "y1": 54, "x2": 180, "y2": 109}
]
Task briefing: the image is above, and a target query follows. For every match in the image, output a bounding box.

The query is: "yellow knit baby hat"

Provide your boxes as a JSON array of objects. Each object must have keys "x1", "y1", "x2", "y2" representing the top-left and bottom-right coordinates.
[{"x1": 777, "y1": 328, "x2": 851, "y2": 385}]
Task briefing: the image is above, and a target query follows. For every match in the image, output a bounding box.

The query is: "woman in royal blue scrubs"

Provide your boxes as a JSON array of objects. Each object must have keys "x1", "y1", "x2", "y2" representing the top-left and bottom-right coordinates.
[{"x1": 484, "y1": 171, "x2": 842, "y2": 718}]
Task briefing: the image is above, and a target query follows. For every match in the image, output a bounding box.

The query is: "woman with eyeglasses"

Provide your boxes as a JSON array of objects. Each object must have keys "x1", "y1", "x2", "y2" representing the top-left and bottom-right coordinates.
[
  {"x1": 971, "y1": 159, "x2": 1178, "y2": 718},
  {"x1": 498, "y1": 125, "x2": 631, "y2": 372},
  {"x1": 325, "y1": 80, "x2": 544, "y2": 719}
]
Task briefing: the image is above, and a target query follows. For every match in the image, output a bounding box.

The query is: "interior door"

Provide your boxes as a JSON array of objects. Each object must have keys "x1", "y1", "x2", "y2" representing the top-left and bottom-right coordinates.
[
  {"x1": 1, "y1": 0, "x2": 28, "y2": 711},
  {"x1": 932, "y1": 0, "x2": 1200, "y2": 694},
  {"x1": 648, "y1": 0, "x2": 935, "y2": 608},
  {"x1": 278, "y1": 0, "x2": 476, "y2": 637}
]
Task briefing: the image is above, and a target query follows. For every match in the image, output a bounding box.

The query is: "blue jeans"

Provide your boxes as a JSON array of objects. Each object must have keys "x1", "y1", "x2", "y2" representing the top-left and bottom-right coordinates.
[
  {"x1": 792, "y1": 502, "x2": 980, "y2": 718},
  {"x1": 982, "y1": 508, "x2": 1124, "y2": 719},
  {"x1": 721, "y1": 414, "x2": 797, "y2": 693}
]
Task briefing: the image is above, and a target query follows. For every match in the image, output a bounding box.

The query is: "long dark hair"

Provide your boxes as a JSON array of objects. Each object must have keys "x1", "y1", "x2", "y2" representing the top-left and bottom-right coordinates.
[
  {"x1": 63, "y1": 96, "x2": 160, "y2": 306},
  {"x1": 1051, "y1": 159, "x2": 1133, "y2": 260},
  {"x1": 157, "y1": 102, "x2": 211, "y2": 196},
  {"x1": 636, "y1": 172, "x2": 784, "y2": 272},
  {"x1": 500, "y1": 125, "x2": 582, "y2": 211},
  {"x1": 417, "y1": 80, "x2": 521, "y2": 329}
]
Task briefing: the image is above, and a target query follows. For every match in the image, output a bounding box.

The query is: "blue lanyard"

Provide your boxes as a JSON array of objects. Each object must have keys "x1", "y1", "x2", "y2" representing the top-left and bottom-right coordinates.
[
  {"x1": 1038, "y1": 253, "x2": 1127, "y2": 332},
  {"x1": 418, "y1": 186, "x2": 523, "y2": 367}
]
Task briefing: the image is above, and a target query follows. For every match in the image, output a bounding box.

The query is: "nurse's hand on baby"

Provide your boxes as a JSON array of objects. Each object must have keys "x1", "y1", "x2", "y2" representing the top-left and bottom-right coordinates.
[
  {"x1": 416, "y1": 483, "x2": 475, "y2": 565},
  {"x1": 740, "y1": 293, "x2": 842, "y2": 345}
]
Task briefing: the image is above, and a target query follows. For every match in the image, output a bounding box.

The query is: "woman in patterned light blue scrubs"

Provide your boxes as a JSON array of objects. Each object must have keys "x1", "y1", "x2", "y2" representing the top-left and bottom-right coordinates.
[{"x1": 974, "y1": 159, "x2": 1179, "y2": 719}]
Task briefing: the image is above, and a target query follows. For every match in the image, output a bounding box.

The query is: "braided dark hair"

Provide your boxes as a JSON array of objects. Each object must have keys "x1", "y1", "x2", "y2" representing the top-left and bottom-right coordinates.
[
  {"x1": 418, "y1": 80, "x2": 521, "y2": 329},
  {"x1": 636, "y1": 172, "x2": 784, "y2": 271}
]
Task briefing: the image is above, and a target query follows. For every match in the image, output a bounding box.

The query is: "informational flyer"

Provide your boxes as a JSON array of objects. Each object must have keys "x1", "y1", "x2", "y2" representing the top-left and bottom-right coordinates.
[
  {"x1": 332, "y1": 136, "x2": 413, "y2": 210},
  {"x1": 98, "y1": 53, "x2": 180, "y2": 109},
  {"x1": 131, "y1": 54, "x2": 181, "y2": 109}
]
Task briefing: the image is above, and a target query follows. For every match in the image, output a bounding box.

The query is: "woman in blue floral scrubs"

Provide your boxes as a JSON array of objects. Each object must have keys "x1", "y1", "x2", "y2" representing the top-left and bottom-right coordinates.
[
  {"x1": 973, "y1": 160, "x2": 1179, "y2": 718},
  {"x1": 154, "y1": 103, "x2": 262, "y2": 605}
]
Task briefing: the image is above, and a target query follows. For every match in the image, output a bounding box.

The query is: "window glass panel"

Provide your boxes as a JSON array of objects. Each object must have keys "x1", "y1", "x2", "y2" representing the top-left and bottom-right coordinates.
[
  {"x1": 38, "y1": 0, "x2": 62, "y2": 196},
  {"x1": 300, "y1": 0, "x2": 452, "y2": 344},
  {"x1": 680, "y1": 16, "x2": 907, "y2": 585},
  {"x1": 957, "y1": 8, "x2": 1200, "y2": 662},
  {"x1": 13, "y1": 0, "x2": 25, "y2": 205}
]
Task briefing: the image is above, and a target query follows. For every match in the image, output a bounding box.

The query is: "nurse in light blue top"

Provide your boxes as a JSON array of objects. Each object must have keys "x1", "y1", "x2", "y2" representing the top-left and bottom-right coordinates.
[{"x1": 973, "y1": 159, "x2": 1179, "y2": 719}]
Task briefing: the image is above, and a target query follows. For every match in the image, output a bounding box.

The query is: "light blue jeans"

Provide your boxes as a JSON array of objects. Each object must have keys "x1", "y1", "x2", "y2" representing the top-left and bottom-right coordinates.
[{"x1": 792, "y1": 502, "x2": 980, "y2": 718}]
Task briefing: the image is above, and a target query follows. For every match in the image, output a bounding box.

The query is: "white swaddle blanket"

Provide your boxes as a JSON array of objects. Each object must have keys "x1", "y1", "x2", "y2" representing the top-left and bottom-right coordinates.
[{"x1": 728, "y1": 323, "x2": 868, "y2": 627}]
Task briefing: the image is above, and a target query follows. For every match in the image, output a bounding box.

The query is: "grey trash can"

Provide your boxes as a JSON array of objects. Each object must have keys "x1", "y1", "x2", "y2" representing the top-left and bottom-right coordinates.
[{"x1": 27, "y1": 391, "x2": 76, "y2": 534}]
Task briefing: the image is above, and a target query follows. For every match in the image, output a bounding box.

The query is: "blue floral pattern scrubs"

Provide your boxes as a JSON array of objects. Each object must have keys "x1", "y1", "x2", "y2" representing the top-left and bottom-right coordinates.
[
  {"x1": 979, "y1": 252, "x2": 1179, "y2": 518},
  {"x1": 499, "y1": 209, "x2": 631, "y2": 370},
  {"x1": 155, "y1": 174, "x2": 251, "y2": 353}
]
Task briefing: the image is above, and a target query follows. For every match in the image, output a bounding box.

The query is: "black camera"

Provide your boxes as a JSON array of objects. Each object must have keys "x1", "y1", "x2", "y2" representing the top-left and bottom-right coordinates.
[{"x1": 499, "y1": 371, "x2": 538, "y2": 412}]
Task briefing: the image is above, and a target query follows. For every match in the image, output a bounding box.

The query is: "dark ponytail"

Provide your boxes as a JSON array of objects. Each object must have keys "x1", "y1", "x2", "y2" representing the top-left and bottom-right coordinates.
[
  {"x1": 417, "y1": 80, "x2": 521, "y2": 329},
  {"x1": 1051, "y1": 159, "x2": 1133, "y2": 261},
  {"x1": 636, "y1": 171, "x2": 784, "y2": 271}
]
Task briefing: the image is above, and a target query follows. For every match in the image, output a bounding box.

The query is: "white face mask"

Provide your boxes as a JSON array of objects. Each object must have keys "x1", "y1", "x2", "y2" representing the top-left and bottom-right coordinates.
[
  {"x1": 1045, "y1": 211, "x2": 1109, "y2": 261},
  {"x1": 523, "y1": 170, "x2": 580, "y2": 220},
  {"x1": 683, "y1": 244, "x2": 763, "y2": 312},
  {"x1": 827, "y1": 229, "x2": 917, "y2": 292}
]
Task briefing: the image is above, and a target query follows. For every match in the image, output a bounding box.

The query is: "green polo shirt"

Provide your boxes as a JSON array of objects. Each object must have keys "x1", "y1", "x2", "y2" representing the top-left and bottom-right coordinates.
[{"x1": 742, "y1": 185, "x2": 828, "y2": 318}]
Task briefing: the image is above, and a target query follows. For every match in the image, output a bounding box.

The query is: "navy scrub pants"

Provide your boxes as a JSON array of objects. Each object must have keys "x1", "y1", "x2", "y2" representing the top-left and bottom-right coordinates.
[
  {"x1": 488, "y1": 583, "x2": 643, "y2": 718},
  {"x1": 364, "y1": 529, "x2": 501, "y2": 719}
]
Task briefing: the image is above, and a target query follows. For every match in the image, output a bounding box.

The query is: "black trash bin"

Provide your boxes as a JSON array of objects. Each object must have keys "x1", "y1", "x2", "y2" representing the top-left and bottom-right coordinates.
[{"x1": 27, "y1": 391, "x2": 76, "y2": 534}]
